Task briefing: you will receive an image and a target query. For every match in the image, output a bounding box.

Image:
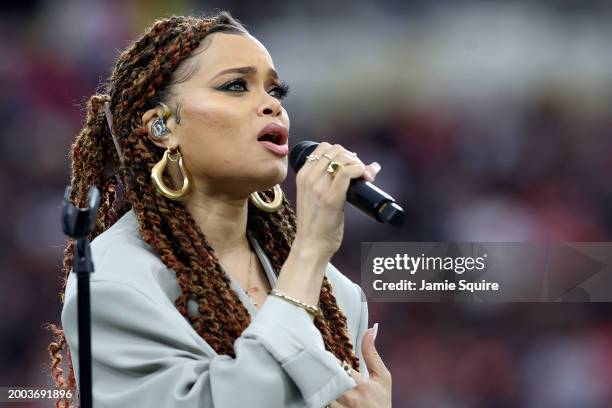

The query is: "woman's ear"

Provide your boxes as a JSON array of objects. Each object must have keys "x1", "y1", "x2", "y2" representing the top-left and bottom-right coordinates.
[{"x1": 142, "y1": 105, "x2": 177, "y2": 149}]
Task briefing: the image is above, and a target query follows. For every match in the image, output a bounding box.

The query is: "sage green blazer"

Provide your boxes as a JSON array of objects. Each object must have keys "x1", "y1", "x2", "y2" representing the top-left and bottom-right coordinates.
[{"x1": 61, "y1": 209, "x2": 369, "y2": 408}]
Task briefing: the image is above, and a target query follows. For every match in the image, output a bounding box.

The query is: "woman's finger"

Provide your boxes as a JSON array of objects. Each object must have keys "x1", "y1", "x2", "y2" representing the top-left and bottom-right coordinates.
[
  {"x1": 325, "y1": 162, "x2": 368, "y2": 206},
  {"x1": 363, "y1": 162, "x2": 381, "y2": 182},
  {"x1": 334, "y1": 390, "x2": 361, "y2": 407},
  {"x1": 350, "y1": 367, "x2": 365, "y2": 385},
  {"x1": 369, "y1": 161, "x2": 381, "y2": 174},
  {"x1": 298, "y1": 141, "x2": 332, "y2": 180},
  {"x1": 309, "y1": 144, "x2": 345, "y2": 178},
  {"x1": 361, "y1": 326, "x2": 392, "y2": 384}
]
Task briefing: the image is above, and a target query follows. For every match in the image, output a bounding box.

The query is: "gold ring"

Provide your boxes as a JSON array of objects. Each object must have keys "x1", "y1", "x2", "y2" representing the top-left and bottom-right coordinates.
[
  {"x1": 323, "y1": 153, "x2": 334, "y2": 161},
  {"x1": 326, "y1": 161, "x2": 342, "y2": 177},
  {"x1": 306, "y1": 154, "x2": 320, "y2": 162}
]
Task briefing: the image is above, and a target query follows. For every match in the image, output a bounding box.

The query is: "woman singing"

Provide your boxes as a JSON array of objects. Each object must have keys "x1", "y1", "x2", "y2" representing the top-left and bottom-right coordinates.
[{"x1": 47, "y1": 11, "x2": 391, "y2": 408}]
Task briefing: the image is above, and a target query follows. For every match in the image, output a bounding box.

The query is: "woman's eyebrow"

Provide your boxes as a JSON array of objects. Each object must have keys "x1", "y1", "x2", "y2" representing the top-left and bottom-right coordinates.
[{"x1": 210, "y1": 66, "x2": 279, "y2": 81}]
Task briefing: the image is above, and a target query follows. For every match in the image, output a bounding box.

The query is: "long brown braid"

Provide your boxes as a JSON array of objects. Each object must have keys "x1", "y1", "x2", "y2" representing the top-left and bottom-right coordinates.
[{"x1": 45, "y1": 12, "x2": 359, "y2": 408}]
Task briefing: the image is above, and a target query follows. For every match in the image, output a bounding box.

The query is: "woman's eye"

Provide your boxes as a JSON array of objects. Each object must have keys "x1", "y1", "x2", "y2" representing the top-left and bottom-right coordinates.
[
  {"x1": 220, "y1": 78, "x2": 290, "y2": 100},
  {"x1": 222, "y1": 79, "x2": 248, "y2": 92},
  {"x1": 269, "y1": 81, "x2": 290, "y2": 100}
]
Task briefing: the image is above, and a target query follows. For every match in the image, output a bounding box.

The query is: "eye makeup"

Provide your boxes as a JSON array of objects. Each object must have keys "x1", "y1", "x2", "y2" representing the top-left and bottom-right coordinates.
[{"x1": 218, "y1": 77, "x2": 290, "y2": 100}]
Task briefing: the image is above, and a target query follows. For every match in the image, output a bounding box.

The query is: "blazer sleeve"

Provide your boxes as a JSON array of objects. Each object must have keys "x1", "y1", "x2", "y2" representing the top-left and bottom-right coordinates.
[{"x1": 61, "y1": 279, "x2": 357, "y2": 408}]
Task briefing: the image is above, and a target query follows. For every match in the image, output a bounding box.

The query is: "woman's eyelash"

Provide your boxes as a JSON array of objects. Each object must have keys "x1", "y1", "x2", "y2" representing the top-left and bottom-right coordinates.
[
  {"x1": 273, "y1": 81, "x2": 290, "y2": 100},
  {"x1": 221, "y1": 78, "x2": 290, "y2": 100},
  {"x1": 222, "y1": 78, "x2": 248, "y2": 92}
]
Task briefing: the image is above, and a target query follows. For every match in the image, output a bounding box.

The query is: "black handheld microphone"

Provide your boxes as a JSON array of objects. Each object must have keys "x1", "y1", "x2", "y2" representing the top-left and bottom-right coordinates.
[{"x1": 289, "y1": 141, "x2": 405, "y2": 226}]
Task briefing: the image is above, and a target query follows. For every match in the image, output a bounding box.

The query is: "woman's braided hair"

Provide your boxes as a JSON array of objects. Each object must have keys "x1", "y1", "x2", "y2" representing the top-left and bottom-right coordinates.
[{"x1": 45, "y1": 11, "x2": 358, "y2": 407}]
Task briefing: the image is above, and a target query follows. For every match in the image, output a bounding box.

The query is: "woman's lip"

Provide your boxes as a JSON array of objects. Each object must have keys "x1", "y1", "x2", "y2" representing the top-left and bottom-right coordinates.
[
  {"x1": 257, "y1": 123, "x2": 289, "y2": 145},
  {"x1": 258, "y1": 140, "x2": 289, "y2": 156}
]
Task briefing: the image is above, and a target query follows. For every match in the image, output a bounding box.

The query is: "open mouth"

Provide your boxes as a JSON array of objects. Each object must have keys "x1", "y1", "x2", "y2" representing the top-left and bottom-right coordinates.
[{"x1": 257, "y1": 132, "x2": 284, "y2": 145}]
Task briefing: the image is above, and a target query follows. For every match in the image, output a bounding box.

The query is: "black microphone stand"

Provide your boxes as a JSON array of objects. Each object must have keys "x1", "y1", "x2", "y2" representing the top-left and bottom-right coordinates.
[{"x1": 61, "y1": 185, "x2": 100, "y2": 408}]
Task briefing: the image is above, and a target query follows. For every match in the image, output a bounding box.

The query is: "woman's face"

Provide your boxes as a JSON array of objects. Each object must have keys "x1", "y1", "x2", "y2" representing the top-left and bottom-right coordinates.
[{"x1": 150, "y1": 32, "x2": 291, "y2": 198}]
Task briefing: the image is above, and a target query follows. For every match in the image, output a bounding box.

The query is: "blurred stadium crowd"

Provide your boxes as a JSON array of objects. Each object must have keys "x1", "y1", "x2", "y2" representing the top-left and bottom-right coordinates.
[{"x1": 1, "y1": 0, "x2": 611, "y2": 407}]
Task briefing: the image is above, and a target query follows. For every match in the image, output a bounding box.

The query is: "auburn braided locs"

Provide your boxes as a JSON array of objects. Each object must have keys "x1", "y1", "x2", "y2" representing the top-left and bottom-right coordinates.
[
  {"x1": 110, "y1": 17, "x2": 213, "y2": 123},
  {"x1": 46, "y1": 12, "x2": 359, "y2": 408}
]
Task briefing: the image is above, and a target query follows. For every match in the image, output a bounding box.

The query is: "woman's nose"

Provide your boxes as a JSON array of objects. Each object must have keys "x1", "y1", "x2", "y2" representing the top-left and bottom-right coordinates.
[{"x1": 258, "y1": 96, "x2": 282, "y2": 117}]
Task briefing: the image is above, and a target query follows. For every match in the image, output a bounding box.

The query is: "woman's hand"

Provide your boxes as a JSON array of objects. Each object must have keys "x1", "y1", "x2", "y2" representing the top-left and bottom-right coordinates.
[
  {"x1": 293, "y1": 142, "x2": 381, "y2": 260},
  {"x1": 330, "y1": 325, "x2": 392, "y2": 407}
]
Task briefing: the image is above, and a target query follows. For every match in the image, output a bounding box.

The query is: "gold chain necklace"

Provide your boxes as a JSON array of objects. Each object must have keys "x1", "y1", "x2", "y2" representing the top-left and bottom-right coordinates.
[{"x1": 245, "y1": 250, "x2": 257, "y2": 307}]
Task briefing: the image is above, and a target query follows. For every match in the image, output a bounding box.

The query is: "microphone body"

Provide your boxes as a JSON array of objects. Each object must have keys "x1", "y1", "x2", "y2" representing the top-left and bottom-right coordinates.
[{"x1": 289, "y1": 141, "x2": 405, "y2": 226}]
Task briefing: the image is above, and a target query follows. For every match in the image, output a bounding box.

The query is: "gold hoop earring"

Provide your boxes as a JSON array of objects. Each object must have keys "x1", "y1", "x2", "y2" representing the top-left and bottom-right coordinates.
[
  {"x1": 151, "y1": 146, "x2": 192, "y2": 201},
  {"x1": 250, "y1": 185, "x2": 283, "y2": 212}
]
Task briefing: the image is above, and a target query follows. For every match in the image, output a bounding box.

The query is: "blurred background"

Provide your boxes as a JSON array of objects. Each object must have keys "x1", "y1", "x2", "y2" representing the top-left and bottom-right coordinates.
[{"x1": 1, "y1": 0, "x2": 612, "y2": 407}]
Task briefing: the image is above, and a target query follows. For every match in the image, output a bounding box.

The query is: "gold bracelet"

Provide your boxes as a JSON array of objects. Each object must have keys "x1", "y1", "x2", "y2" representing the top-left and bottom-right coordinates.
[{"x1": 269, "y1": 289, "x2": 320, "y2": 317}]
